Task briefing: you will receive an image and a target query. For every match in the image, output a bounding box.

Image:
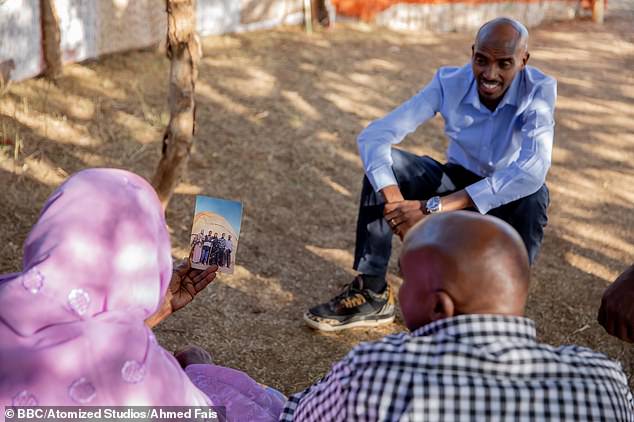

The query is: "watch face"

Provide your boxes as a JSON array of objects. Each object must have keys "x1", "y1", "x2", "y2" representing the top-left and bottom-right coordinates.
[{"x1": 427, "y1": 197, "x2": 441, "y2": 213}]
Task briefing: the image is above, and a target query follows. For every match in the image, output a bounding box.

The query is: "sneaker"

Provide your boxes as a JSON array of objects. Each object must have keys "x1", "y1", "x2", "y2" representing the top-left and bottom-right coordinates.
[{"x1": 304, "y1": 276, "x2": 395, "y2": 331}]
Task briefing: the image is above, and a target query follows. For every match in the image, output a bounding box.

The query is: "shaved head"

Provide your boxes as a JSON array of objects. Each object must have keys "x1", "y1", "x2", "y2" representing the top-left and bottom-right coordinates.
[
  {"x1": 398, "y1": 212, "x2": 530, "y2": 331},
  {"x1": 476, "y1": 17, "x2": 529, "y2": 53}
]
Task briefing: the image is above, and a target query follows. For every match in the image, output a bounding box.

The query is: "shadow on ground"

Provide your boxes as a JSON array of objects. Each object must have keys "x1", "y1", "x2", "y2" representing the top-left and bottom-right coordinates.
[{"x1": 1, "y1": 6, "x2": 633, "y2": 393}]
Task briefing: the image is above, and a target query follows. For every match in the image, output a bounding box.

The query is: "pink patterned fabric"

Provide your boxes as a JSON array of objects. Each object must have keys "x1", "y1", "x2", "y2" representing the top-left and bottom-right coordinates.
[
  {"x1": 0, "y1": 168, "x2": 284, "y2": 420},
  {"x1": 0, "y1": 168, "x2": 210, "y2": 408}
]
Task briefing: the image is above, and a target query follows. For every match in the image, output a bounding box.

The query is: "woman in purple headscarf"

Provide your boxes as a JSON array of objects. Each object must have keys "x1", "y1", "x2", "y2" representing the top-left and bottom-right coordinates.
[{"x1": 0, "y1": 168, "x2": 285, "y2": 421}]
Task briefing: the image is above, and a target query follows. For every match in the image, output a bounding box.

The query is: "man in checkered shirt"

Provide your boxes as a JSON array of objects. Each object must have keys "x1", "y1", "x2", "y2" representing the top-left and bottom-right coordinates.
[{"x1": 281, "y1": 212, "x2": 634, "y2": 421}]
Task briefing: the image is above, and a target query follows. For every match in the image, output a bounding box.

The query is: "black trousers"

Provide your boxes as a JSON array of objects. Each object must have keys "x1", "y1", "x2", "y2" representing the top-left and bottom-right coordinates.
[{"x1": 353, "y1": 149, "x2": 550, "y2": 278}]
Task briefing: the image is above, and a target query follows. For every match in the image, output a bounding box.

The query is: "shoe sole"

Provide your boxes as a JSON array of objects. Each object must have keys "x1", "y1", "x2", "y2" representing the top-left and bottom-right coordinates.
[{"x1": 303, "y1": 312, "x2": 395, "y2": 332}]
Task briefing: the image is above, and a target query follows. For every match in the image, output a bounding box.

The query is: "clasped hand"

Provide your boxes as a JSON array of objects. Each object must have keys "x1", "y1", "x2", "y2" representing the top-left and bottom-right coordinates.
[{"x1": 384, "y1": 200, "x2": 426, "y2": 240}]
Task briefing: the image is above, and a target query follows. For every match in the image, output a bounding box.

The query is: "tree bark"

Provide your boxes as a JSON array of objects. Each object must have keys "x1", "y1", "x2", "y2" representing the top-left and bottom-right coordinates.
[
  {"x1": 40, "y1": 0, "x2": 63, "y2": 78},
  {"x1": 592, "y1": 0, "x2": 605, "y2": 23},
  {"x1": 311, "y1": 0, "x2": 331, "y2": 28},
  {"x1": 152, "y1": 0, "x2": 200, "y2": 208}
]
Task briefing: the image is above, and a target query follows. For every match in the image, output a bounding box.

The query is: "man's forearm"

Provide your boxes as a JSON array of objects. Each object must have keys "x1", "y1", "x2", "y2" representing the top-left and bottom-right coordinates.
[
  {"x1": 381, "y1": 186, "x2": 474, "y2": 212},
  {"x1": 381, "y1": 185, "x2": 404, "y2": 203},
  {"x1": 438, "y1": 189, "x2": 474, "y2": 212}
]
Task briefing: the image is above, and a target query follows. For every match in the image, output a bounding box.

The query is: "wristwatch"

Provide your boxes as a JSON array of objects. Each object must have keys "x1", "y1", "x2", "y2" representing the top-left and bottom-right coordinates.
[{"x1": 425, "y1": 196, "x2": 442, "y2": 214}]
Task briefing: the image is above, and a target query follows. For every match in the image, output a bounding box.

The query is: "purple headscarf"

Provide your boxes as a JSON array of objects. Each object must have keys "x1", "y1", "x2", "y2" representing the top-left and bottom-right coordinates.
[
  {"x1": 0, "y1": 169, "x2": 211, "y2": 407},
  {"x1": 0, "y1": 168, "x2": 286, "y2": 420}
]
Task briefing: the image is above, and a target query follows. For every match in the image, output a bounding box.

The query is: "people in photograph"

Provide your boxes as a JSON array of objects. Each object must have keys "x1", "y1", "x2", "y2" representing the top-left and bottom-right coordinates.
[
  {"x1": 0, "y1": 168, "x2": 285, "y2": 421},
  {"x1": 282, "y1": 212, "x2": 634, "y2": 420},
  {"x1": 190, "y1": 232, "x2": 203, "y2": 264},
  {"x1": 599, "y1": 263, "x2": 634, "y2": 343},
  {"x1": 218, "y1": 233, "x2": 227, "y2": 267},
  {"x1": 306, "y1": 17, "x2": 556, "y2": 331},
  {"x1": 225, "y1": 235, "x2": 233, "y2": 268},
  {"x1": 201, "y1": 230, "x2": 213, "y2": 265},
  {"x1": 210, "y1": 232, "x2": 220, "y2": 266}
]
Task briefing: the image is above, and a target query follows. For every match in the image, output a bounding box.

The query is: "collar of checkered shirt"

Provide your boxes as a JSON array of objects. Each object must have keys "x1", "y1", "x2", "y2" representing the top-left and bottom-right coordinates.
[{"x1": 411, "y1": 314, "x2": 537, "y2": 345}]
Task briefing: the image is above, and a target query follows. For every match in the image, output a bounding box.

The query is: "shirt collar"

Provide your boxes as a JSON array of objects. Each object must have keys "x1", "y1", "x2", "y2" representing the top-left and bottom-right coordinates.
[
  {"x1": 411, "y1": 314, "x2": 537, "y2": 345},
  {"x1": 498, "y1": 70, "x2": 522, "y2": 108},
  {"x1": 462, "y1": 68, "x2": 523, "y2": 111}
]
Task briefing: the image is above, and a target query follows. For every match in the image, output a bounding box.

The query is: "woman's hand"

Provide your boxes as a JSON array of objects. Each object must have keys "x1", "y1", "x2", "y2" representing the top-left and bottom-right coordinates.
[{"x1": 146, "y1": 260, "x2": 218, "y2": 328}]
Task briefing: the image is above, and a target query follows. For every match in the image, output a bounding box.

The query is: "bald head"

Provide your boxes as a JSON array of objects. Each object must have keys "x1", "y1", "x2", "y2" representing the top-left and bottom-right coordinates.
[
  {"x1": 398, "y1": 212, "x2": 530, "y2": 331},
  {"x1": 476, "y1": 17, "x2": 529, "y2": 53}
]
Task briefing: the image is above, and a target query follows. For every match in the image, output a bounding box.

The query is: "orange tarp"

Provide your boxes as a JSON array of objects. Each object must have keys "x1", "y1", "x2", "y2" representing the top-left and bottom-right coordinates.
[
  {"x1": 331, "y1": 0, "x2": 603, "y2": 21},
  {"x1": 331, "y1": 0, "x2": 528, "y2": 21}
]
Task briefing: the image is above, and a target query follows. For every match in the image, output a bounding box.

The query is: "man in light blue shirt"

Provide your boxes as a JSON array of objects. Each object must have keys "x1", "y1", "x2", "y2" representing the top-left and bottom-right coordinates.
[{"x1": 305, "y1": 18, "x2": 556, "y2": 332}]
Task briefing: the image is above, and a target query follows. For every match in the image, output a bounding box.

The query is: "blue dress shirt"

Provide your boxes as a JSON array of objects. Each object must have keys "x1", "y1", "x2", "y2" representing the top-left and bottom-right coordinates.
[{"x1": 357, "y1": 64, "x2": 557, "y2": 214}]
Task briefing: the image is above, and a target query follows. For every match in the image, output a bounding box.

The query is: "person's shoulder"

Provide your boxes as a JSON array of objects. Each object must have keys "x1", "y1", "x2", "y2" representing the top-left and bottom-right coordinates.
[
  {"x1": 518, "y1": 66, "x2": 557, "y2": 112},
  {"x1": 436, "y1": 64, "x2": 470, "y2": 77},
  {"x1": 524, "y1": 65, "x2": 556, "y2": 85},
  {"x1": 523, "y1": 66, "x2": 557, "y2": 96},
  {"x1": 342, "y1": 332, "x2": 415, "y2": 367},
  {"x1": 540, "y1": 343, "x2": 629, "y2": 382},
  {"x1": 435, "y1": 64, "x2": 472, "y2": 83},
  {"x1": 428, "y1": 64, "x2": 472, "y2": 102}
]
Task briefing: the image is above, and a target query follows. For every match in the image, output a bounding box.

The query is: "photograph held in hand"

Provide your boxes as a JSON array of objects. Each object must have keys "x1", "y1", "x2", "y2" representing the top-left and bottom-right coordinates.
[{"x1": 189, "y1": 195, "x2": 243, "y2": 274}]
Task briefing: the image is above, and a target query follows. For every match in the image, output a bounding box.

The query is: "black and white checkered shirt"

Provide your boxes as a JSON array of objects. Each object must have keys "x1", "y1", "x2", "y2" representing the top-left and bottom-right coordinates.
[{"x1": 281, "y1": 314, "x2": 634, "y2": 421}]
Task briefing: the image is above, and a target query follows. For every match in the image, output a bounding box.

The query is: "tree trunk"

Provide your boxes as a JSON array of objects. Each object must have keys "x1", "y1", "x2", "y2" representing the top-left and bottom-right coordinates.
[
  {"x1": 40, "y1": 0, "x2": 63, "y2": 78},
  {"x1": 592, "y1": 0, "x2": 605, "y2": 23},
  {"x1": 311, "y1": 0, "x2": 331, "y2": 28},
  {"x1": 152, "y1": 0, "x2": 200, "y2": 208}
]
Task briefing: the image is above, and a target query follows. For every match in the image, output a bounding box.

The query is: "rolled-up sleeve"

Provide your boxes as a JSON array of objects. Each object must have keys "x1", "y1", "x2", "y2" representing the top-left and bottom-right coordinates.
[
  {"x1": 466, "y1": 81, "x2": 556, "y2": 214},
  {"x1": 357, "y1": 71, "x2": 444, "y2": 192}
]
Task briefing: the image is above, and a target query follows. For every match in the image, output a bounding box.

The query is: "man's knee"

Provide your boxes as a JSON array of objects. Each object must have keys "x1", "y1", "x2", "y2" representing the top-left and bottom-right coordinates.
[
  {"x1": 487, "y1": 185, "x2": 549, "y2": 264},
  {"x1": 517, "y1": 184, "x2": 550, "y2": 224},
  {"x1": 390, "y1": 149, "x2": 439, "y2": 182}
]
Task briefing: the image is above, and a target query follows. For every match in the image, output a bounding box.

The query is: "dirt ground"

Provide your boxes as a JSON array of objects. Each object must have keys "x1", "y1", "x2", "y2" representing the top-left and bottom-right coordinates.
[{"x1": 1, "y1": 3, "x2": 633, "y2": 394}]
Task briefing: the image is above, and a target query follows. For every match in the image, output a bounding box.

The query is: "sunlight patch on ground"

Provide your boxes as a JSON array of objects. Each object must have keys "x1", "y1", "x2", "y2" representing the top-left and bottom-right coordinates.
[
  {"x1": 282, "y1": 90, "x2": 321, "y2": 120},
  {"x1": 560, "y1": 231, "x2": 630, "y2": 263},
  {"x1": 218, "y1": 66, "x2": 278, "y2": 98},
  {"x1": 557, "y1": 96, "x2": 634, "y2": 117},
  {"x1": 197, "y1": 81, "x2": 260, "y2": 123},
  {"x1": 551, "y1": 146, "x2": 572, "y2": 164},
  {"x1": 550, "y1": 168, "x2": 634, "y2": 209},
  {"x1": 225, "y1": 265, "x2": 295, "y2": 304},
  {"x1": 305, "y1": 245, "x2": 356, "y2": 275},
  {"x1": 7, "y1": 83, "x2": 96, "y2": 121},
  {"x1": 324, "y1": 91, "x2": 387, "y2": 120},
  {"x1": 313, "y1": 136, "x2": 362, "y2": 168},
  {"x1": 174, "y1": 182, "x2": 204, "y2": 195},
  {"x1": 312, "y1": 168, "x2": 352, "y2": 197},
  {"x1": 114, "y1": 111, "x2": 161, "y2": 144},
  {"x1": 22, "y1": 156, "x2": 66, "y2": 186},
  {"x1": 64, "y1": 65, "x2": 128, "y2": 99},
  {"x1": 578, "y1": 133, "x2": 633, "y2": 164},
  {"x1": 565, "y1": 251, "x2": 620, "y2": 282},
  {"x1": 0, "y1": 103, "x2": 97, "y2": 147},
  {"x1": 357, "y1": 58, "x2": 402, "y2": 72}
]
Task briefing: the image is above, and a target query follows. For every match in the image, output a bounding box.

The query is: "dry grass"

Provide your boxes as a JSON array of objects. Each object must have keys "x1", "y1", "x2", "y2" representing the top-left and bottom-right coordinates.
[{"x1": 1, "y1": 4, "x2": 633, "y2": 394}]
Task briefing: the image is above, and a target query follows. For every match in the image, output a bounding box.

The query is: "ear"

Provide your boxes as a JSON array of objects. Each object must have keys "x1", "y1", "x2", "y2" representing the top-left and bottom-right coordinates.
[
  {"x1": 430, "y1": 290, "x2": 455, "y2": 322},
  {"x1": 522, "y1": 52, "x2": 530, "y2": 67},
  {"x1": 471, "y1": 44, "x2": 475, "y2": 58}
]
